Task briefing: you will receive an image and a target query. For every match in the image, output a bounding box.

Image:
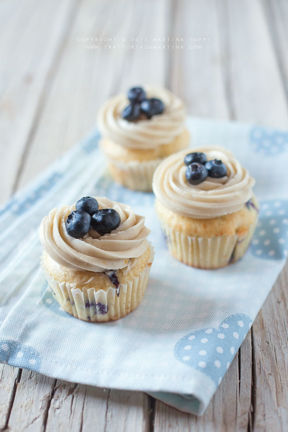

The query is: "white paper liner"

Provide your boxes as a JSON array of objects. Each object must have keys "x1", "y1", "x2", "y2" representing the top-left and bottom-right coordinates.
[
  {"x1": 107, "y1": 157, "x2": 162, "y2": 191},
  {"x1": 162, "y1": 222, "x2": 257, "y2": 269},
  {"x1": 45, "y1": 266, "x2": 151, "y2": 322}
]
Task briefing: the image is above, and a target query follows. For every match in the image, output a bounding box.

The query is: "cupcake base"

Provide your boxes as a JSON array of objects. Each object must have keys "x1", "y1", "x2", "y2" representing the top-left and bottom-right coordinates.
[
  {"x1": 162, "y1": 222, "x2": 257, "y2": 269},
  {"x1": 108, "y1": 158, "x2": 162, "y2": 192},
  {"x1": 100, "y1": 129, "x2": 190, "y2": 192},
  {"x1": 157, "y1": 198, "x2": 259, "y2": 269},
  {"x1": 42, "y1": 246, "x2": 153, "y2": 322}
]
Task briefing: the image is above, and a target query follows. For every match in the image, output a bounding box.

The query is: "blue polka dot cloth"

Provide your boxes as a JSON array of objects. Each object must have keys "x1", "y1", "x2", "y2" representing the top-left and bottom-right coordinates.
[
  {"x1": 175, "y1": 314, "x2": 252, "y2": 385},
  {"x1": 250, "y1": 199, "x2": 288, "y2": 260},
  {"x1": 0, "y1": 118, "x2": 287, "y2": 416},
  {"x1": 250, "y1": 126, "x2": 288, "y2": 156},
  {"x1": 0, "y1": 340, "x2": 41, "y2": 370}
]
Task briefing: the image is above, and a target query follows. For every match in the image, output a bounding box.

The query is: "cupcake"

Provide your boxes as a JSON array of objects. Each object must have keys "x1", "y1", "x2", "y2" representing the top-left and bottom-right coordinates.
[
  {"x1": 97, "y1": 86, "x2": 190, "y2": 191},
  {"x1": 153, "y1": 148, "x2": 258, "y2": 269},
  {"x1": 39, "y1": 196, "x2": 153, "y2": 322}
]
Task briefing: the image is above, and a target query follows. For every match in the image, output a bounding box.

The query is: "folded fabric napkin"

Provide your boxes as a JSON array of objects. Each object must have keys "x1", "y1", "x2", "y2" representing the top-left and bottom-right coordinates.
[{"x1": 0, "y1": 118, "x2": 287, "y2": 415}]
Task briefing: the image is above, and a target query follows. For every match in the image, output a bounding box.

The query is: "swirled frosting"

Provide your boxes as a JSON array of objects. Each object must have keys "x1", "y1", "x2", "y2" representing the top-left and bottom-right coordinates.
[
  {"x1": 39, "y1": 197, "x2": 150, "y2": 272},
  {"x1": 152, "y1": 147, "x2": 255, "y2": 219},
  {"x1": 97, "y1": 86, "x2": 186, "y2": 149}
]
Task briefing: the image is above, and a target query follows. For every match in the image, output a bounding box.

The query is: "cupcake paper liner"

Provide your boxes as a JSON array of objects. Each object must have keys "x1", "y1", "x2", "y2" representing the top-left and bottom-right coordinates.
[
  {"x1": 107, "y1": 157, "x2": 162, "y2": 192},
  {"x1": 162, "y1": 222, "x2": 257, "y2": 269},
  {"x1": 44, "y1": 266, "x2": 151, "y2": 322}
]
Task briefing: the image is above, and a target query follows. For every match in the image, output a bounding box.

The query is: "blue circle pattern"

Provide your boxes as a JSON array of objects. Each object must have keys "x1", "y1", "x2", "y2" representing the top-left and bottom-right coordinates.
[
  {"x1": 250, "y1": 199, "x2": 288, "y2": 260},
  {"x1": 250, "y1": 126, "x2": 288, "y2": 156},
  {"x1": 0, "y1": 339, "x2": 41, "y2": 370},
  {"x1": 175, "y1": 314, "x2": 252, "y2": 386}
]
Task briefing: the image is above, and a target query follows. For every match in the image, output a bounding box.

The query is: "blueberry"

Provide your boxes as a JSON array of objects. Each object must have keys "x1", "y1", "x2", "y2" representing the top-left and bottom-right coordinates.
[
  {"x1": 205, "y1": 159, "x2": 227, "y2": 178},
  {"x1": 140, "y1": 99, "x2": 152, "y2": 119},
  {"x1": 150, "y1": 98, "x2": 165, "y2": 115},
  {"x1": 65, "y1": 210, "x2": 91, "y2": 239},
  {"x1": 140, "y1": 98, "x2": 165, "y2": 119},
  {"x1": 122, "y1": 103, "x2": 141, "y2": 121},
  {"x1": 76, "y1": 196, "x2": 98, "y2": 215},
  {"x1": 105, "y1": 270, "x2": 120, "y2": 290},
  {"x1": 184, "y1": 152, "x2": 207, "y2": 166},
  {"x1": 127, "y1": 86, "x2": 146, "y2": 103},
  {"x1": 91, "y1": 209, "x2": 121, "y2": 235},
  {"x1": 185, "y1": 162, "x2": 208, "y2": 185}
]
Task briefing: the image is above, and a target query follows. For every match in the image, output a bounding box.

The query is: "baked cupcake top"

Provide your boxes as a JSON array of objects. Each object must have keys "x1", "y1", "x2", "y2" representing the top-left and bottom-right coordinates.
[
  {"x1": 152, "y1": 147, "x2": 255, "y2": 219},
  {"x1": 39, "y1": 197, "x2": 150, "y2": 272},
  {"x1": 97, "y1": 86, "x2": 186, "y2": 149}
]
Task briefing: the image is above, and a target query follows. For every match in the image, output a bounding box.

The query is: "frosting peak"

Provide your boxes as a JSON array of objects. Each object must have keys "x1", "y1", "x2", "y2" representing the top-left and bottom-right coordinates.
[
  {"x1": 39, "y1": 197, "x2": 150, "y2": 272},
  {"x1": 97, "y1": 86, "x2": 186, "y2": 149},
  {"x1": 152, "y1": 147, "x2": 255, "y2": 219}
]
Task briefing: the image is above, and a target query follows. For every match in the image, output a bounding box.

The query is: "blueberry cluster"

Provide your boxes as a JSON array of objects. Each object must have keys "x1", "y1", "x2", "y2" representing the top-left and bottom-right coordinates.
[
  {"x1": 65, "y1": 197, "x2": 121, "y2": 239},
  {"x1": 122, "y1": 86, "x2": 165, "y2": 122},
  {"x1": 184, "y1": 152, "x2": 227, "y2": 185}
]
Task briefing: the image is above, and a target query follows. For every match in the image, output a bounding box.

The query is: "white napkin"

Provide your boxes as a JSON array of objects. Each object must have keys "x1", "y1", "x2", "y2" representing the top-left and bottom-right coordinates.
[{"x1": 0, "y1": 118, "x2": 287, "y2": 415}]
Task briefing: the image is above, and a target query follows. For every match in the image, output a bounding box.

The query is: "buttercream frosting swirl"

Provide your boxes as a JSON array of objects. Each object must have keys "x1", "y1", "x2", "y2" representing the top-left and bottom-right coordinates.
[
  {"x1": 39, "y1": 197, "x2": 150, "y2": 272},
  {"x1": 97, "y1": 86, "x2": 186, "y2": 149},
  {"x1": 152, "y1": 147, "x2": 255, "y2": 219}
]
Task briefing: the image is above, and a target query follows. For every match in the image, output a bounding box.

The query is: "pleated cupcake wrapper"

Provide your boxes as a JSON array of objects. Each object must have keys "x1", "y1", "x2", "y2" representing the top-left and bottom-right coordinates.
[
  {"x1": 107, "y1": 157, "x2": 162, "y2": 191},
  {"x1": 44, "y1": 266, "x2": 151, "y2": 322},
  {"x1": 162, "y1": 222, "x2": 257, "y2": 269}
]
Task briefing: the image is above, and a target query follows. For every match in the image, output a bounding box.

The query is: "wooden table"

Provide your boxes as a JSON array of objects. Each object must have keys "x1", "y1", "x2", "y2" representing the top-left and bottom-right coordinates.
[{"x1": 1, "y1": 1, "x2": 288, "y2": 430}]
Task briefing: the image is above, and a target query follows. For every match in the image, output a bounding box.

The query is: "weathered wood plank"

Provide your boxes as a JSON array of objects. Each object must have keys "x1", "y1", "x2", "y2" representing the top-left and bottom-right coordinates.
[
  {"x1": 0, "y1": 0, "x2": 79, "y2": 204},
  {"x1": 105, "y1": 390, "x2": 150, "y2": 432},
  {"x1": 154, "y1": 339, "x2": 250, "y2": 432},
  {"x1": 7, "y1": 370, "x2": 55, "y2": 432},
  {"x1": 252, "y1": 264, "x2": 288, "y2": 431},
  {"x1": 0, "y1": 365, "x2": 20, "y2": 430},
  {"x1": 17, "y1": 0, "x2": 170, "y2": 189},
  {"x1": 44, "y1": 382, "x2": 108, "y2": 432},
  {"x1": 263, "y1": 0, "x2": 288, "y2": 104},
  {"x1": 169, "y1": 0, "x2": 229, "y2": 118},
  {"x1": 217, "y1": 0, "x2": 288, "y2": 127}
]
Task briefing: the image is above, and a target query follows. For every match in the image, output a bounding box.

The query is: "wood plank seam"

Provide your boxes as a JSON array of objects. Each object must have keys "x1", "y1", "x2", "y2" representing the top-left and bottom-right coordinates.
[
  {"x1": 103, "y1": 389, "x2": 111, "y2": 432},
  {"x1": 41, "y1": 378, "x2": 57, "y2": 432},
  {"x1": 147, "y1": 396, "x2": 156, "y2": 432},
  {"x1": 238, "y1": 349, "x2": 241, "y2": 393},
  {"x1": 248, "y1": 326, "x2": 256, "y2": 432},
  {"x1": 78, "y1": 387, "x2": 86, "y2": 432}
]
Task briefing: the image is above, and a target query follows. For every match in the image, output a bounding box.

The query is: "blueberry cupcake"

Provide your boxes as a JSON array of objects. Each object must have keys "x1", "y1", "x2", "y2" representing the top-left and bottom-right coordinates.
[
  {"x1": 39, "y1": 197, "x2": 153, "y2": 321},
  {"x1": 153, "y1": 148, "x2": 258, "y2": 269},
  {"x1": 97, "y1": 86, "x2": 190, "y2": 191}
]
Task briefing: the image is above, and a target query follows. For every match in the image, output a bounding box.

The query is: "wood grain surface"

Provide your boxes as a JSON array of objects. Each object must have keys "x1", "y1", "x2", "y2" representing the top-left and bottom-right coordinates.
[{"x1": 0, "y1": 1, "x2": 287, "y2": 431}]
